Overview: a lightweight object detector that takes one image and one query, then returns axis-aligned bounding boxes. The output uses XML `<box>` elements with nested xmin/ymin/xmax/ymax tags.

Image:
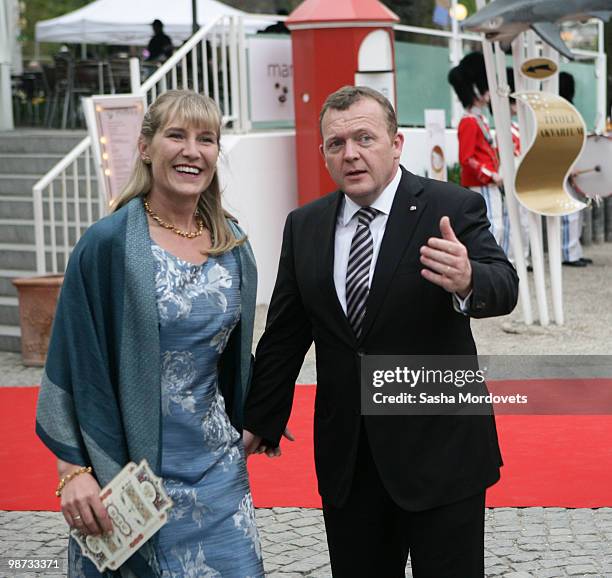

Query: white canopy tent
<box><xmin>35</xmin><ymin>0</ymin><xmax>273</xmax><ymax>46</ymax></box>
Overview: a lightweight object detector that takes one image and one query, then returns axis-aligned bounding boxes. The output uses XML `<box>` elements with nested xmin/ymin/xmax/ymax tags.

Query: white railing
<box><xmin>131</xmin><ymin>14</ymin><xmax>250</xmax><ymax>132</ymax></box>
<box><xmin>32</xmin><ymin>135</ymin><xmax>101</xmax><ymax>274</ymax></box>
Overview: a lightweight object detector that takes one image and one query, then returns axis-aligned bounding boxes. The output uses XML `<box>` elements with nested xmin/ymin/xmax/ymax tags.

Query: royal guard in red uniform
<box><xmin>511</xmin><ymin>120</ymin><xmax>521</xmax><ymax>157</ymax></box>
<box><xmin>448</xmin><ymin>52</ymin><xmax>510</xmax><ymax>254</ymax></box>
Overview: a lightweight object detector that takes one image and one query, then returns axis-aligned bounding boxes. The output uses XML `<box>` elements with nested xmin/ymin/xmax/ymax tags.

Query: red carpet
<box><xmin>2</xmin><ymin>385</ymin><xmax>612</xmax><ymax>511</ymax></box>
<box><xmin>0</xmin><ymin>387</ymin><xmax>58</xmax><ymax>510</ymax></box>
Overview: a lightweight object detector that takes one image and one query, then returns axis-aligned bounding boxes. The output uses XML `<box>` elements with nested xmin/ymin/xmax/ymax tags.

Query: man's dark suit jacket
<box><xmin>244</xmin><ymin>167</ymin><xmax>519</xmax><ymax>511</ymax></box>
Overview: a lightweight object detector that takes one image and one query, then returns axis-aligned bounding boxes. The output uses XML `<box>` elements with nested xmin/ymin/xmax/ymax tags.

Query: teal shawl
<box><xmin>35</xmin><ymin>197</ymin><xmax>257</xmax><ymax>576</ymax></box>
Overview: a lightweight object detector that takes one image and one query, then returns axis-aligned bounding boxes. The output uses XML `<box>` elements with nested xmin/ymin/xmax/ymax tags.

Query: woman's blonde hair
<box><xmin>113</xmin><ymin>90</ymin><xmax>244</xmax><ymax>255</ymax></box>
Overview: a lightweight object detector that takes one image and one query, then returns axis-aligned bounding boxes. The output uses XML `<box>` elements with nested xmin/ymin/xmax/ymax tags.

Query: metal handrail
<box><xmin>132</xmin><ymin>14</ymin><xmax>249</xmax><ymax>131</ymax></box>
<box><xmin>32</xmin><ymin>136</ymin><xmax>92</xmax><ymax>192</ymax></box>
<box><xmin>394</xmin><ymin>23</ymin><xmax>480</xmax><ymax>41</ymax></box>
<box><xmin>135</xmin><ymin>10</ymin><xmax>284</xmax><ymax>97</ymax></box>
<box><xmin>138</xmin><ymin>16</ymin><xmax>225</xmax><ymax>95</ymax></box>
<box><xmin>32</xmin><ymin>135</ymin><xmax>93</xmax><ymax>274</ymax></box>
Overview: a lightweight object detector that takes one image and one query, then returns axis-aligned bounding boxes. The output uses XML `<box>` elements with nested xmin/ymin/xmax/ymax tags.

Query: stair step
<box><xmin>0</xmin><ymin>196</ymin><xmax>35</xmax><ymax>219</ymax></box>
<box><xmin>0</xmin><ymin>244</ymin><xmax>37</xmax><ymax>270</ymax></box>
<box><xmin>0</xmin><ymin>302</ymin><xmax>20</xmax><ymax>325</ymax></box>
<box><xmin>0</xmin><ymin>173</ymin><xmax>101</xmax><ymax>196</ymax></box>
<box><xmin>0</xmin><ymin>242</ymin><xmax>36</xmax><ymax>251</ymax></box>
<box><xmin>0</xmin><ymin>323</ymin><xmax>21</xmax><ymax>352</ymax></box>
<box><xmin>0</xmin><ymin>324</ymin><xmax>20</xmax><ymax>337</ymax></box>
<box><xmin>0</xmin><ymin>153</ymin><xmax>95</xmax><ymax>175</ymax></box>
<box><xmin>0</xmin><ymin>296</ymin><xmax>18</xmax><ymax>306</ymax></box>
<box><xmin>0</xmin><ymin>270</ymin><xmax>37</xmax><ymax>298</ymax></box>
<box><xmin>0</xmin><ymin>245</ymin><xmax>70</xmax><ymax>272</ymax></box>
<box><xmin>0</xmin><ymin>269</ymin><xmax>35</xmax><ymax>277</ymax></box>
<box><xmin>0</xmin><ymin>219</ymin><xmax>93</xmax><ymax>245</ymax></box>
<box><xmin>0</xmin><ymin>222</ymin><xmax>35</xmax><ymax>244</ymax></box>
<box><xmin>0</xmin><ymin>130</ymin><xmax>87</xmax><ymax>154</ymax></box>
<box><xmin>0</xmin><ymin>196</ymin><xmax>106</xmax><ymax>221</ymax></box>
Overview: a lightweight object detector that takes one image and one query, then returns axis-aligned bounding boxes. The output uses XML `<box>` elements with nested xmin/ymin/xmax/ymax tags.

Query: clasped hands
<box><xmin>419</xmin><ymin>216</ymin><xmax>472</xmax><ymax>299</ymax></box>
<box><xmin>243</xmin><ymin>427</ymin><xmax>294</xmax><ymax>458</ymax></box>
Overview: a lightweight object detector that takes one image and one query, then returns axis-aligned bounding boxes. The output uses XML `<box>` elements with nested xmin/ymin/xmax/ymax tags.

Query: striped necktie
<box><xmin>346</xmin><ymin>207</ymin><xmax>379</xmax><ymax>338</ymax></box>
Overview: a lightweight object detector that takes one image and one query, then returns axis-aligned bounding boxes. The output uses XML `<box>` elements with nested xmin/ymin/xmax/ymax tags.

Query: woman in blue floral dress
<box><xmin>152</xmin><ymin>244</ymin><xmax>261</xmax><ymax>577</ymax></box>
<box><xmin>37</xmin><ymin>90</ymin><xmax>264</xmax><ymax>577</ymax></box>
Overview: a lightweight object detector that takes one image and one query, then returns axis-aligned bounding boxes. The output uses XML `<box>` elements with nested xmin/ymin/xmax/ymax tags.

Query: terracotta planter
<box><xmin>12</xmin><ymin>275</ymin><xmax>64</xmax><ymax>367</ymax></box>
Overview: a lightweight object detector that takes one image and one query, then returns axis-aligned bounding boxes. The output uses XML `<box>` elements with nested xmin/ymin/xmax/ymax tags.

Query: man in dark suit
<box><xmin>243</xmin><ymin>86</ymin><xmax>519</xmax><ymax>577</ymax></box>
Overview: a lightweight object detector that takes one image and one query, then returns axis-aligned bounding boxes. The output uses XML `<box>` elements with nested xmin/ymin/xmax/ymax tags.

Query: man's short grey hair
<box><xmin>319</xmin><ymin>86</ymin><xmax>398</xmax><ymax>138</ymax></box>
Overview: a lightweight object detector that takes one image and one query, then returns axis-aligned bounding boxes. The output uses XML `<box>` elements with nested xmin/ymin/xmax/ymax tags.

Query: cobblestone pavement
<box><xmin>0</xmin><ymin>352</ymin><xmax>43</xmax><ymax>386</ymax></box>
<box><xmin>1</xmin><ymin>508</ymin><xmax>612</xmax><ymax>577</ymax></box>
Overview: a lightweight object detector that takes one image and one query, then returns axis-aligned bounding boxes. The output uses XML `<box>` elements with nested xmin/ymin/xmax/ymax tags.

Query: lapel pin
<box><xmin>410</xmin><ymin>205</ymin><xmax>417</xmax><ymax>211</ymax></box>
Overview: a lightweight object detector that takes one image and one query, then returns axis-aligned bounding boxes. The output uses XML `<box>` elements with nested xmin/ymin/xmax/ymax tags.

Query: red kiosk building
<box><xmin>286</xmin><ymin>0</ymin><xmax>399</xmax><ymax>205</ymax></box>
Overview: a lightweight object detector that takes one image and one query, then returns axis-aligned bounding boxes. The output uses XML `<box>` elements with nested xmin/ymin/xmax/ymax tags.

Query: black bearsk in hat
<box><xmin>448</xmin><ymin>52</ymin><xmax>489</xmax><ymax>108</ymax></box>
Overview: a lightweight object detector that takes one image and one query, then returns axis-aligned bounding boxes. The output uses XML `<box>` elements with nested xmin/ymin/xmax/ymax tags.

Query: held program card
<box><xmin>71</xmin><ymin>459</ymin><xmax>173</xmax><ymax>572</ymax></box>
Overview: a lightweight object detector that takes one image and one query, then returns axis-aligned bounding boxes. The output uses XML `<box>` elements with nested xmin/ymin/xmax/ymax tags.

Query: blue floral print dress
<box><xmin>151</xmin><ymin>243</ymin><xmax>264</xmax><ymax>578</ymax></box>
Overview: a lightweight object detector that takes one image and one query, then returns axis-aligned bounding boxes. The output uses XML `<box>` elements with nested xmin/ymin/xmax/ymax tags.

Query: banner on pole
<box><xmin>514</xmin><ymin>91</ymin><xmax>587</xmax><ymax>216</ymax></box>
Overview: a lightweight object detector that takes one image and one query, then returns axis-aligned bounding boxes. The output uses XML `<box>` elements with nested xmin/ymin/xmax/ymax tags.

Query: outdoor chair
<box><xmin>109</xmin><ymin>58</ymin><xmax>132</xmax><ymax>93</ymax></box>
<box><xmin>11</xmin><ymin>71</ymin><xmax>46</xmax><ymax>127</ymax></box>
<box><xmin>47</xmin><ymin>54</ymin><xmax>95</xmax><ymax>129</ymax></box>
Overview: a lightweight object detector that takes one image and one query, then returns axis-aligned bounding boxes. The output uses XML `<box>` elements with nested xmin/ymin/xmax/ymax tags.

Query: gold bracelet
<box><xmin>55</xmin><ymin>466</ymin><xmax>93</xmax><ymax>497</ymax></box>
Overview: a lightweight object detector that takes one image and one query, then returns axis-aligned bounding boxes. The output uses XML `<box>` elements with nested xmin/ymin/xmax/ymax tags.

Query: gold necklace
<box><xmin>143</xmin><ymin>198</ymin><xmax>205</xmax><ymax>239</ymax></box>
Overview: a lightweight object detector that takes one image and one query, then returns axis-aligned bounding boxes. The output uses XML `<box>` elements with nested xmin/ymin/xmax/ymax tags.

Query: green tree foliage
<box><xmin>22</xmin><ymin>0</ymin><xmax>90</xmax><ymax>59</ymax></box>
<box><xmin>221</xmin><ymin>0</ymin><xmax>299</xmax><ymax>13</ymax></box>
<box><xmin>382</xmin><ymin>0</ymin><xmax>477</xmax><ymax>27</ymax></box>
<box><xmin>221</xmin><ymin>0</ymin><xmax>477</xmax><ymax>27</ymax></box>
<box><xmin>384</xmin><ymin>0</ymin><xmax>436</xmax><ymax>27</ymax></box>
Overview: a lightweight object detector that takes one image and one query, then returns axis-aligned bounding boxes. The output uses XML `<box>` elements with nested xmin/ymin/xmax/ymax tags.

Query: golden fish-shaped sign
<box><xmin>513</xmin><ymin>92</ymin><xmax>587</xmax><ymax>216</ymax></box>
<box><xmin>520</xmin><ymin>58</ymin><xmax>558</xmax><ymax>80</ymax></box>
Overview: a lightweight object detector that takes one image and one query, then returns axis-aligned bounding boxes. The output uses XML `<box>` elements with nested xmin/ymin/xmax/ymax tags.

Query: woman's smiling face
<box><xmin>140</xmin><ymin>120</ymin><xmax>220</xmax><ymax>201</ymax></box>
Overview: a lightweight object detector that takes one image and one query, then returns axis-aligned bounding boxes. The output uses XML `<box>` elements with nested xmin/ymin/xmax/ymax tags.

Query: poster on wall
<box><xmin>424</xmin><ymin>109</ymin><xmax>447</xmax><ymax>182</ymax></box>
<box><xmin>84</xmin><ymin>95</ymin><xmax>145</xmax><ymax>206</ymax></box>
<box><xmin>247</xmin><ymin>36</ymin><xmax>294</xmax><ymax>123</ymax></box>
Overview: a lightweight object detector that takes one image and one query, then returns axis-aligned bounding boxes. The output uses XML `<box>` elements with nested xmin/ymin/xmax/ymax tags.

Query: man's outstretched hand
<box><xmin>420</xmin><ymin>216</ymin><xmax>472</xmax><ymax>298</ymax></box>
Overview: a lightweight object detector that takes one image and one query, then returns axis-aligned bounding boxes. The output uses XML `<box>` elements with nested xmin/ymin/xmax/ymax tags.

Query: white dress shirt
<box><xmin>333</xmin><ymin>168</ymin><xmax>471</xmax><ymax>316</ymax></box>
<box><xmin>333</xmin><ymin>168</ymin><xmax>402</xmax><ymax>314</ymax></box>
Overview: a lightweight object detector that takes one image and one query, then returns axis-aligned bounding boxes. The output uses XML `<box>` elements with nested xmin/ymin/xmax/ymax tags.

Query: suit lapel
<box><xmin>315</xmin><ymin>191</ymin><xmax>357</xmax><ymax>346</ymax></box>
<box><xmin>359</xmin><ymin>169</ymin><xmax>427</xmax><ymax>343</ymax></box>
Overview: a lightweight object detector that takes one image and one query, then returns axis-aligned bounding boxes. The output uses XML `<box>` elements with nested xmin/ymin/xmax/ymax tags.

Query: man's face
<box><xmin>320</xmin><ymin>98</ymin><xmax>404</xmax><ymax>207</ymax></box>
